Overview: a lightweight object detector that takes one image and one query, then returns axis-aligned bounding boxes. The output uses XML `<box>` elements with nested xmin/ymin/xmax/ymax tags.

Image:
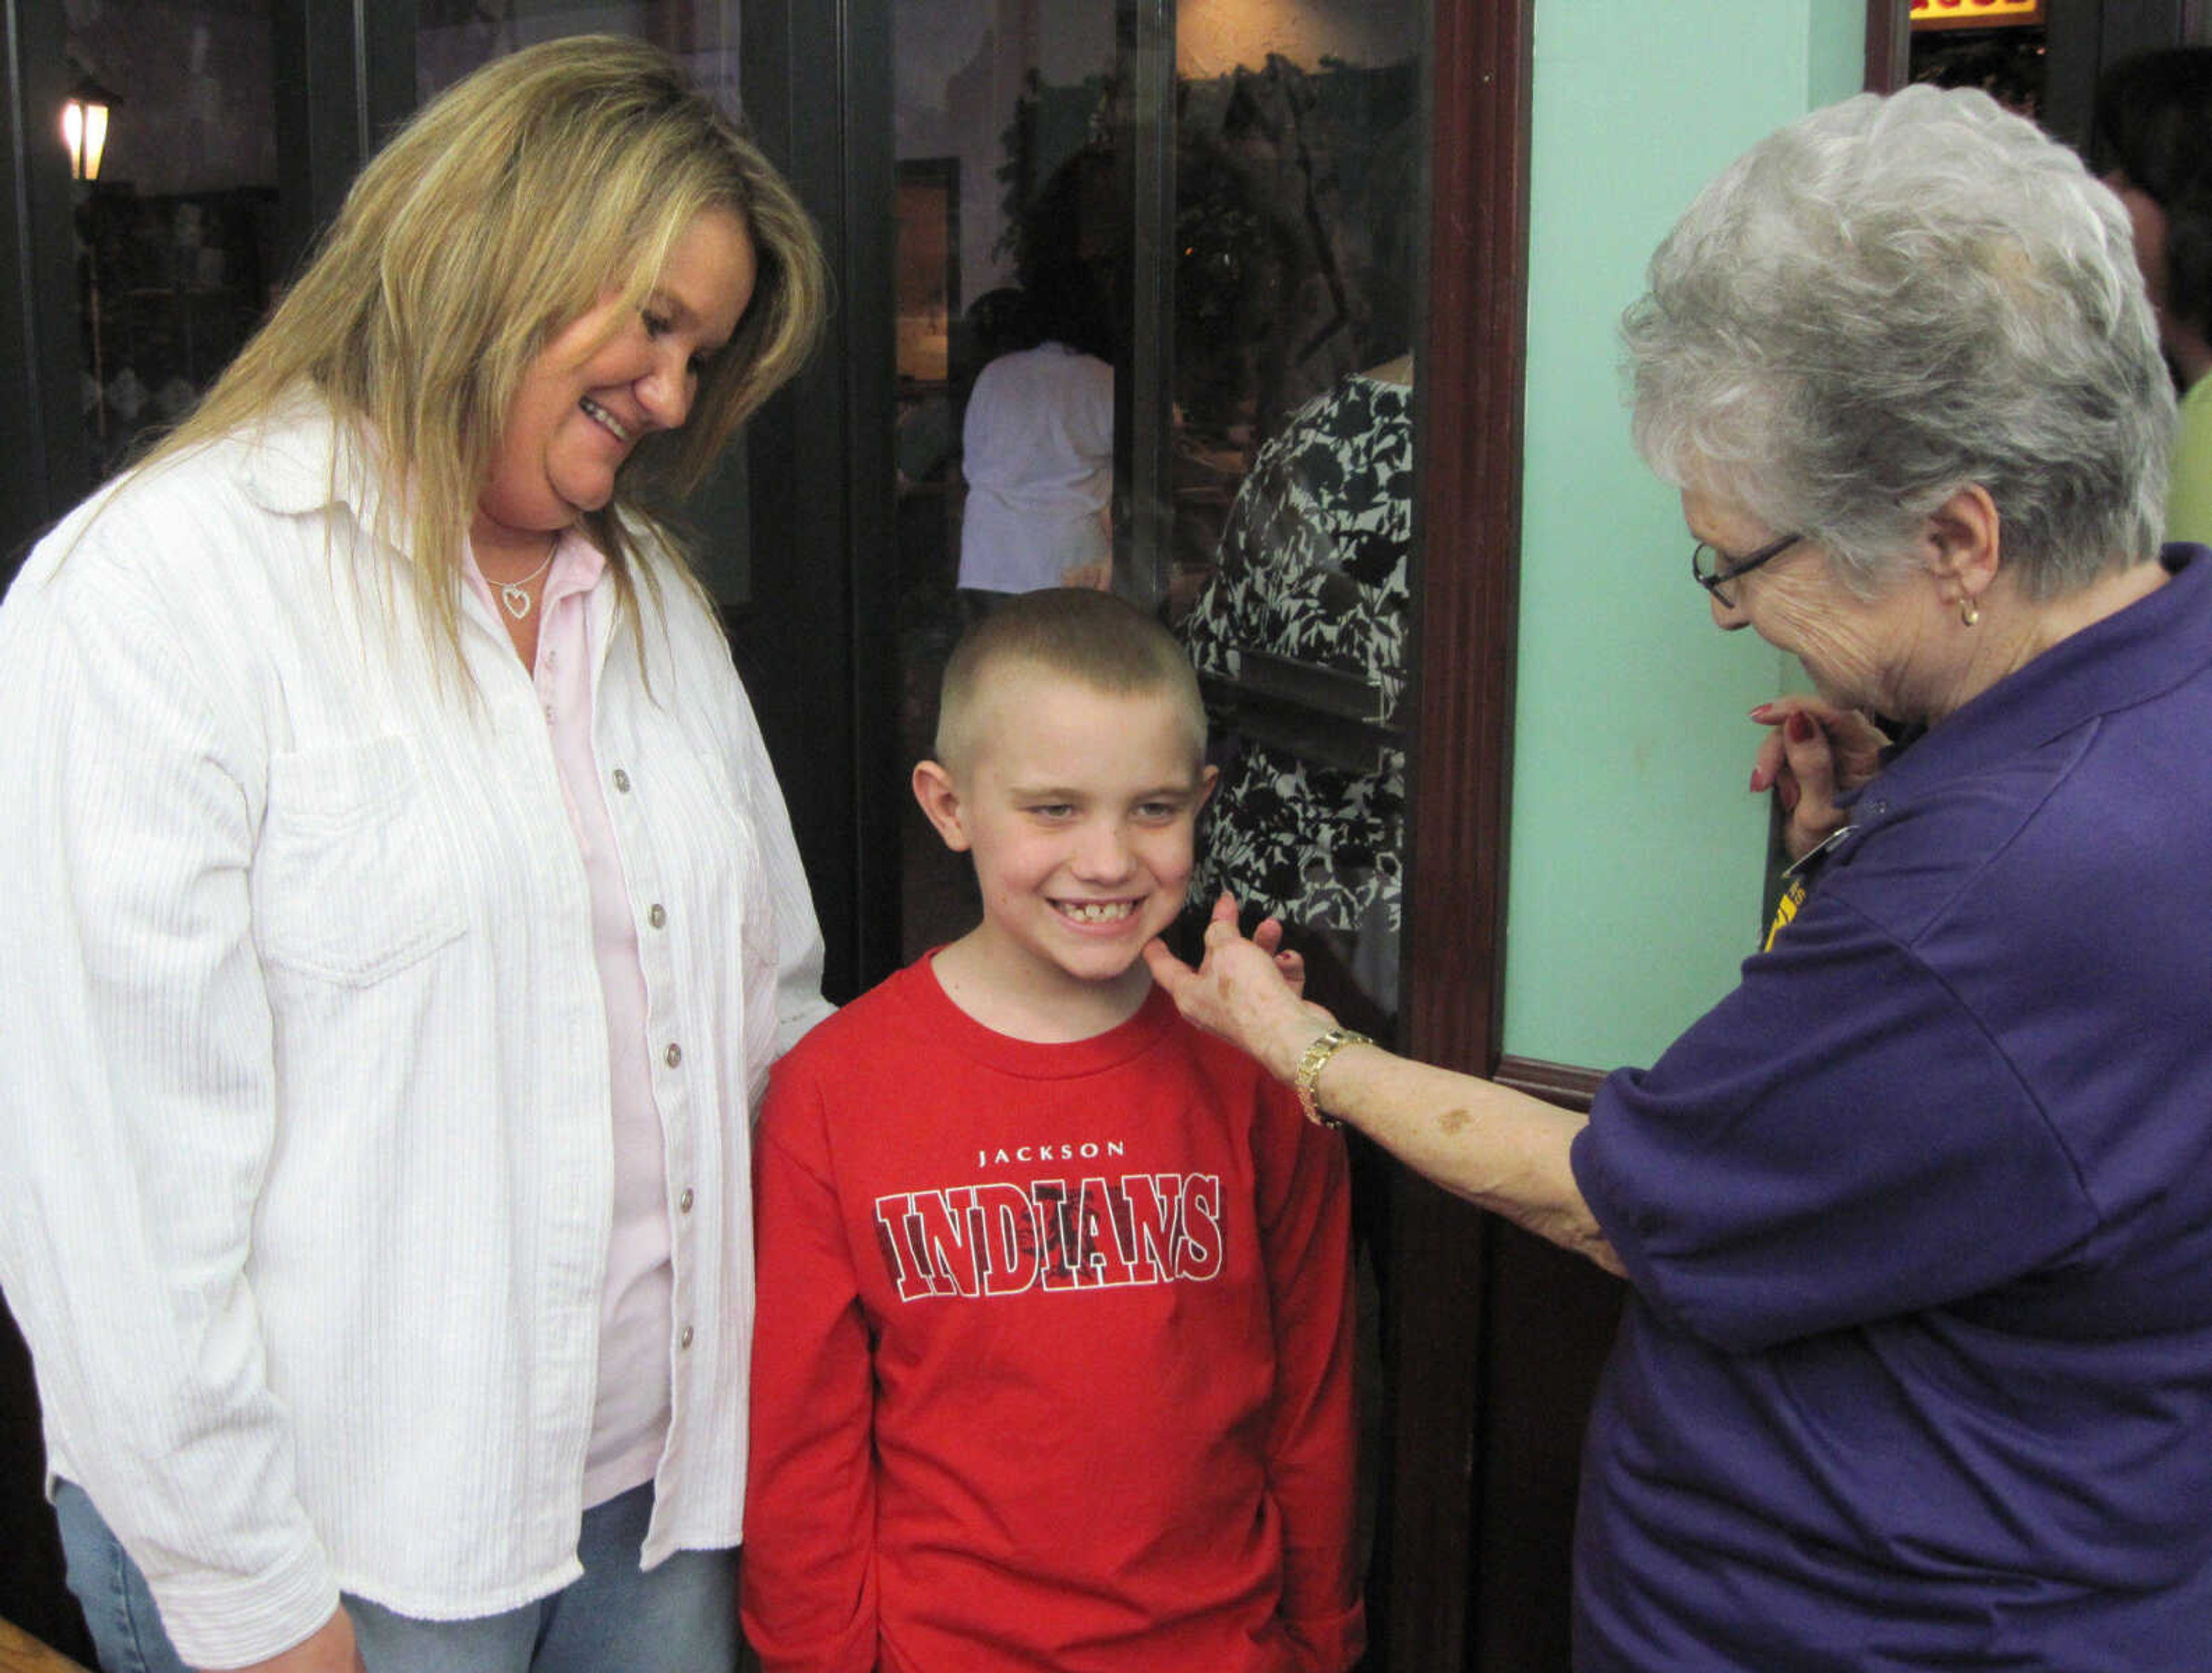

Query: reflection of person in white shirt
<box><xmin>957</xmin><ymin>262</ymin><xmax>1118</xmax><ymax>601</ymax></box>
<box><xmin>957</xmin><ymin>343</ymin><xmax>1113</xmax><ymax>594</ymax></box>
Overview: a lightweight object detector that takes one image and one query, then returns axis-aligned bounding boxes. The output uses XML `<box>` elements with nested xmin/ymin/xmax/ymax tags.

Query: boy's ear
<box><xmin>911</xmin><ymin>759</ymin><xmax>974</xmax><ymax>853</ymax></box>
<box><xmin>1196</xmin><ymin>762</ymin><xmax>1219</xmax><ymax>813</ymax></box>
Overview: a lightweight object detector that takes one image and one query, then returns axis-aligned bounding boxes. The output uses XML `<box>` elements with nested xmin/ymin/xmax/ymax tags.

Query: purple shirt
<box><xmin>1571</xmin><ymin>547</ymin><xmax>2212</xmax><ymax>1668</ymax></box>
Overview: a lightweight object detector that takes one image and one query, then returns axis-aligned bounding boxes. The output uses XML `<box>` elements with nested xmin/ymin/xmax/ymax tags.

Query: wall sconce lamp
<box><xmin>62</xmin><ymin>75</ymin><xmax>116</xmax><ymax>183</ymax></box>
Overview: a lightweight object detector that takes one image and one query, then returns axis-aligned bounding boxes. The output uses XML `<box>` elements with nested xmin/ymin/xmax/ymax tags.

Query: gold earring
<box><xmin>1960</xmin><ymin>597</ymin><xmax>1980</xmax><ymax>628</ymax></box>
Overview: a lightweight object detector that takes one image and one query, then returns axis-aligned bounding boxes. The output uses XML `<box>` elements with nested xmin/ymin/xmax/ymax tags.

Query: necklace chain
<box><xmin>495</xmin><ymin>536</ymin><xmax>559</xmax><ymax>621</ymax></box>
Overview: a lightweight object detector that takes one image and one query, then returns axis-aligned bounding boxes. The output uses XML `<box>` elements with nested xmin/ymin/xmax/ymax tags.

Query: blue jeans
<box><xmin>55</xmin><ymin>1479</ymin><xmax>738</xmax><ymax>1673</ymax></box>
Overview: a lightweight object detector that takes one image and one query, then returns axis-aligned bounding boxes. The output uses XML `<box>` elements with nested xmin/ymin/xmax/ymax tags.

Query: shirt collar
<box><xmin>241</xmin><ymin>392</ymin><xmax>622</xmax><ymax>605</ymax></box>
<box><xmin>543</xmin><ymin>530</ymin><xmax>608</xmax><ymax>605</ymax></box>
<box><xmin>1853</xmin><ymin>544</ymin><xmax>2212</xmax><ymax>816</ymax></box>
<box><xmin>236</xmin><ymin>391</ymin><xmax>404</xmax><ymax>537</ymax></box>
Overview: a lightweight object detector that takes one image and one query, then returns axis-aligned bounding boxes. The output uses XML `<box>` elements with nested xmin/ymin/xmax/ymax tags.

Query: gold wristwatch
<box><xmin>1293</xmin><ymin>1027</ymin><xmax>1373</xmax><ymax>1129</ymax></box>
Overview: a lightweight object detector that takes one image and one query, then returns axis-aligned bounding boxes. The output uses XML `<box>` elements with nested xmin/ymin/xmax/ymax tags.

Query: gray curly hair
<box><xmin>1624</xmin><ymin>84</ymin><xmax>2173</xmax><ymax>601</ymax></box>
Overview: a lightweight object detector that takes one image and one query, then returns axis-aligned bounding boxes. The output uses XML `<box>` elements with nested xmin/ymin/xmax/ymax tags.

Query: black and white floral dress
<box><xmin>1181</xmin><ymin>373</ymin><xmax>1411</xmax><ymax>948</ymax></box>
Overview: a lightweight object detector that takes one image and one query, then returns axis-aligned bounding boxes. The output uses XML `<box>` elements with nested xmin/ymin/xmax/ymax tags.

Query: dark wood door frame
<box><xmin>1866</xmin><ymin>0</ymin><xmax>1910</xmax><ymax>93</ymax></box>
<box><xmin>1382</xmin><ymin>0</ymin><xmax>1535</xmax><ymax>1667</ymax></box>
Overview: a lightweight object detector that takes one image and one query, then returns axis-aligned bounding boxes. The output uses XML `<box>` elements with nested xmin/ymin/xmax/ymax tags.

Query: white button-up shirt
<box><xmin>0</xmin><ymin>401</ymin><xmax>832</xmax><ymax>1668</ymax></box>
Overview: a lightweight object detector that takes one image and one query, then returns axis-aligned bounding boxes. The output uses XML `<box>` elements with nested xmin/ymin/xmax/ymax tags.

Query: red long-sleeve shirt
<box><xmin>742</xmin><ymin>957</ymin><xmax>1363</xmax><ymax>1672</ymax></box>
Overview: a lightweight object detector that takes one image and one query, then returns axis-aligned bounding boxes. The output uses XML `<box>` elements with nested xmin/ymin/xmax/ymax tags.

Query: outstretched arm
<box><xmin>1143</xmin><ymin>897</ymin><xmax>1620</xmax><ymax>1276</ymax></box>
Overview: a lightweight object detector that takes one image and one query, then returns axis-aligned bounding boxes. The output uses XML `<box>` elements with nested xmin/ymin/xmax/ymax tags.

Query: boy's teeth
<box><xmin>1060</xmin><ymin>901</ymin><xmax>1133</xmax><ymax>923</ymax></box>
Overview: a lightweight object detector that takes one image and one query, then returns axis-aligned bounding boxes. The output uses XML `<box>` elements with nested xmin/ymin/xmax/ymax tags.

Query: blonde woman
<box><xmin>0</xmin><ymin>37</ymin><xmax>830</xmax><ymax>1673</ymax></box>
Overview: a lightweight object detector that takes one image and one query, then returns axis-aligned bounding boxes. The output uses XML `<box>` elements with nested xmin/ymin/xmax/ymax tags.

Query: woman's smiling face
<box><xmin>476</xmin><ymin>207</ymin><xmax>756</xmax><ymax>544</ymax></box>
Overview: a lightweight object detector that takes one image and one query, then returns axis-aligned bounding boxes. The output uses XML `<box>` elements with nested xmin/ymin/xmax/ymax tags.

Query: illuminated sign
<box><xmin>1910</xmin><ymin>0</ymin><xmax>2044</xmax><ymax>27</ymax></box>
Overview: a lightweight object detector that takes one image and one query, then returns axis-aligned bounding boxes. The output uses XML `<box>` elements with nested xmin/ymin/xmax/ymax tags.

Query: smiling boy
<box><xmin>741</xmin><ymin>589</ymin><xmax>1364</xmax><ymax>1673</ymax></box>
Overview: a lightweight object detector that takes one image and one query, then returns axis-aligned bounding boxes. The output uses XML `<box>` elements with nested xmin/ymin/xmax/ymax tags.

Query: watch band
<box><xmin>1293</xmin><ymin>1027</ymin><xmax>1373</xmax><ymax>1129</ymax></box>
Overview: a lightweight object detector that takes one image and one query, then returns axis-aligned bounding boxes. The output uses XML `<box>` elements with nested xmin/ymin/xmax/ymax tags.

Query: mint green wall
<box><xmin>1499</xmin><ymin>0</ymin><xmax>1862</xmax><ymax>1069</ymax></box>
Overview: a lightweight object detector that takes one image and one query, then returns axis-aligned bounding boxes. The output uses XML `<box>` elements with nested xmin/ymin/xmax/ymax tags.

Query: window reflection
<box><xmin>1166</xmin><ymin>56</ymin><xmax>1419</xmax><ymax>613</ymax></box>
<box><xmin>893</xmin><ymin>2</ymin><xmax>1421</xmax><ymax>985</ymax></box>
<box><xmin>65</xmin><ymin>5</ymin><xmax>280</xmax><ymax>481</ymax></box>
<box><xmin>417</xmin><ymin>1</ymin><xmax>741</xmax><ymax>105</ymax></box>
<box><xmin>1166</xmin><ymin>48</ymin><xmax>1419</xmax><ymax>1035</ymax></box>
<box><xmin>1180</xmin><ymin>358</ymin><xmax>1411</xmax><ymax>1023</ymax></box>
<box><xmin>893</xmin><ymin>7</ymin><xmax>1120</xmax><ymax>951</ymax></box>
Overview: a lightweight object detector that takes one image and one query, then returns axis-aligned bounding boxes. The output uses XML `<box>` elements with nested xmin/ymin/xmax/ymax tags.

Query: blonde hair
<box><xmin>933</xmin><ymin>589</ymin><xmax>1207</xmax><ymax>774</ymax></box>
<box><xmin>142</xmin><ymin>34</ymin><xmax>828</xmax><ymax>661</ymax></box>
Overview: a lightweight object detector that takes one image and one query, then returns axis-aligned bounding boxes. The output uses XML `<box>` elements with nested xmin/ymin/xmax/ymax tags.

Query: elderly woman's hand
<box><xmin>1145</xmin><ymin>893</ymin><xmax>1331</xmax><ymax>1083</ymax></box>
<box><xmin>1749</xmin><ymin>700</ymin><xmax>1887</xmax><ymax>860</ymax></box>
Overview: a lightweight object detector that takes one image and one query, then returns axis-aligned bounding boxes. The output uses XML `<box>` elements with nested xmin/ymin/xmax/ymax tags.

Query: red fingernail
<box><xmin>1786</xmin><ymin>712</ymin><xmax>1815</xmax><ymax>742</ymax></box>
<box><xmin>1749</xmin><ymin>703</ymin><xmax>1778</xmax><ymax>722</ymax></box>
<box><xmin>1749</xmin><ymin>767</ymin><xmax>1769</xmax><ymax>791</ymax></box>
<box><xmin>1780</xmin><ymin>780</ymin><xmax>1801</xmax><ymax>813</ymax></box>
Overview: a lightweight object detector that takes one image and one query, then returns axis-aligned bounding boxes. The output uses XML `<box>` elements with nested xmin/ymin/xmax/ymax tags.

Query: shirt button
<box><xmin>664</xmin><ymin>1042</ymin><xmax>683</xmax><ymax>1068</ymax></box>
<box><xmin>542</xmin><ymin>704</ymin><xmax>554</xmax><ymax>723</ymax></box>
<box><xmin>612</xmin><ymin>768</ymin><xmax>631</xmax><ymax>793</ymax></box>
<box><xmin>648</xmin><ymin>903</ymin><xmax>666</xmax><ymax>930</ymax></box>
<box><xmin>679</xmin><ymin>1187</ymin><xmax>694</xmax><ymax>1215</ymax></box>
<box><xmin>679</xmin><ymin>1324</ymin><xmax>694</xmax><ymax>1350</ymax></box>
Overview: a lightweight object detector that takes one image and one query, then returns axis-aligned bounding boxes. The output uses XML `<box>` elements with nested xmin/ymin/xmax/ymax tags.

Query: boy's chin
<box><xmin>1046</xmin><ymin>942</ymin><xmax>1154</xmax><ymax>987</ymax></box>
<box><xmin>1033</xmin><ymin>923</ymin><xmax>1171</xmax><ymax>989</ymax></box>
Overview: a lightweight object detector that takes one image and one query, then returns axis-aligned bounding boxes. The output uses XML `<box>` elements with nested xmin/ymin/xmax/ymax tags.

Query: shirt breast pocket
<box><xmin>253</xmin><ymin>734</ymin><xmax>467</xmax><ymax>985</ymax></box>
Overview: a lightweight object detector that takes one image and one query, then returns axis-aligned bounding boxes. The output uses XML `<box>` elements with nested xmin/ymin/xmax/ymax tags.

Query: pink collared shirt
<box><xmin>469</xmin><ymin>534</ymin><xmax>672</xmax><ymax>1508</ymax></box>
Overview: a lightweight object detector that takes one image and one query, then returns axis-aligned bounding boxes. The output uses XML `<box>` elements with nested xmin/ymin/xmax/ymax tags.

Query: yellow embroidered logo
<box><xmin>1764</xmin><ymin>879</ymin><xmax>1805</xmax><ymax>953</ymax></box>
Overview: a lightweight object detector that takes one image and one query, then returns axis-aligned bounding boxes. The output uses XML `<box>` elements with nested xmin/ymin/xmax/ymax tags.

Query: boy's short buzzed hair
<box><xmin>934</xmin><ymin>588</ymin><xmax>1207</xmax><ymax>772</ymax></box>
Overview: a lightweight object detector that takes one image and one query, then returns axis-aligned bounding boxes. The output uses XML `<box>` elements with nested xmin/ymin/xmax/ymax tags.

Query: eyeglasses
<box><xmin>1691</xmin><ymin>532</ymin><xmax>1804</xmax><ymax>608</ymax></box>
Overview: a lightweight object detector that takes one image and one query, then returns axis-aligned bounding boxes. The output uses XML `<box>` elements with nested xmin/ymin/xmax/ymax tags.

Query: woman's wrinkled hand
<box><xmin>1144</xmin><ymin>893</ymin><xmax>1334</xmax><ymax>1082</ymax></box>
<box><xmin>1748</xmin><ymin>699</ymin><xmax>1886</xmax><ymax>860</ymax></box>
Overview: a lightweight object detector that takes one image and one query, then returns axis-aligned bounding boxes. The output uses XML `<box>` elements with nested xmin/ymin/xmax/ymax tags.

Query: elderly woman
<box><xmin>0</xmin><ymin>38</ymin><xmax>827</xmax><ymax>1673</ymax></box>
<box><xmin>1149</xmin><ymin>85</ymin><xmax>2212</xmax><ymax>1667</ymax></box>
